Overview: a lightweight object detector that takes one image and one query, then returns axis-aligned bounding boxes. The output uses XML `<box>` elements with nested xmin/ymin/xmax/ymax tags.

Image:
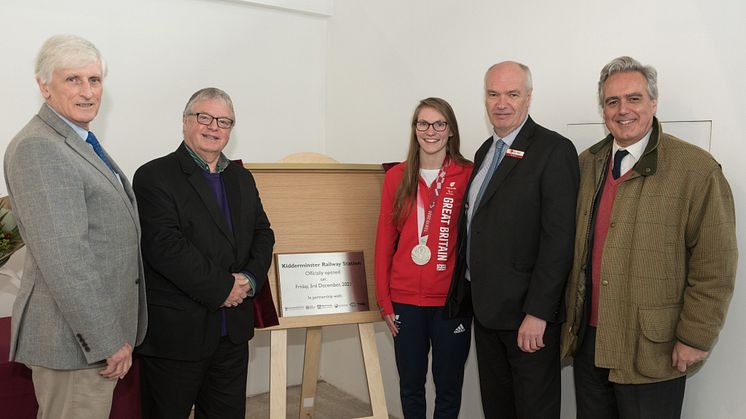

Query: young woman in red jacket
<box><xmin>375</xmin><ymin>97</ymin><xmax>473</xmax><ymax>418</ymax></box>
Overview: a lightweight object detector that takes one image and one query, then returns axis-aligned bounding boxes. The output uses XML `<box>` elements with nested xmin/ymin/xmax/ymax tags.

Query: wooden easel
<box><xmin>264</xmin><ymin>313</ymin><xmax>387</xmax><ymax>418</ymax></box>
<box><xmin>246</xmin><ymin>161</ymin><xmax>388</xmax><ymax>419</ymax></box>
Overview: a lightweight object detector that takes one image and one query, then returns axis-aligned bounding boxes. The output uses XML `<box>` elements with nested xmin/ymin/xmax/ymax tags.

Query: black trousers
<box><xmin>473</xmin><ymin>318</ymin><xmax>561</xmax><ymax>419</ymax></box>
<box><xmin>573</xmin><ymin>327</ymin><xmax>685</xmax><ymax>419</ymax></box>
<box><xmin>140</xmin><ymin>336</ymin><xmax>249</xmax><ymax>419</ymax></box>
<box><xmin>393</xmin><ymin>303</ymin><xmax>472</xmax><ymax>419</ymax></box>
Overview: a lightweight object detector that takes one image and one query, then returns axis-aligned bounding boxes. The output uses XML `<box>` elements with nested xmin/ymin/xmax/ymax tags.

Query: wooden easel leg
<box><xmin>270</xmin><ymin>329</ymin><xmax>288</xmax><ymax>419</ymax></box>
<box><xmin>298</xmin><ymin>326</ymin><xmax>322</xmax><ymax>418</ymax></box>
<box><xmin>356</xmin><ymin>323</ymin><xmax>388</xmax><ymax>419</ymax></box>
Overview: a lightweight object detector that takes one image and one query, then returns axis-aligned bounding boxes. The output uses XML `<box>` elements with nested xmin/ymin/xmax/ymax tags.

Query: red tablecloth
<box><xmin>0</xmin><ymin>316</ymin><xmax>141</xmax><ymax>419</ymax></box>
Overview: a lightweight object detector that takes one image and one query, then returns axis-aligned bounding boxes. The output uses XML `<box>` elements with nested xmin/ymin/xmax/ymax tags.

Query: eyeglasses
<box><xmin>188</xmin><ymin>113</ymin><xmax>235</xmax><ymax>129</ymax></box>
<box><xmin>415</xmin><ymin>120</ymin><xmax>448</xmax><ymax>132</ymax></box>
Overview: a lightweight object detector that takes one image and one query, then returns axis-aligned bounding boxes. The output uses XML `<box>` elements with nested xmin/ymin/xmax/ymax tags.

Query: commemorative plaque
<box><xmin>276</xmin><ymin>251</ymin><xmax>369</xmax><ymax>317</ymax></box>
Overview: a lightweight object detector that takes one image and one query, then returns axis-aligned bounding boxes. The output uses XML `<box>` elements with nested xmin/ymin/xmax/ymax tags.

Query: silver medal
<box><xmin>411</xmin><ymin>244</ymin><xmax>431</xmax><ymax>265</ymax></box>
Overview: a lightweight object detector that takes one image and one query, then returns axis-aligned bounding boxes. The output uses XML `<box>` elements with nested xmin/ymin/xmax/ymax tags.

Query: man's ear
<box><xmin>37</xmin><ymin>78</ymin><xmax>51</xmax><ymax>99</ymax></box>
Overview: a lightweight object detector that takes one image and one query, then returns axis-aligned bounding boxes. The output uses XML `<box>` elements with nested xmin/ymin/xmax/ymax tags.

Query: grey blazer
<box><xmin>4</xmin><ymin>104</ymin><xmax>147</xmax><ymax>369</ymax></box>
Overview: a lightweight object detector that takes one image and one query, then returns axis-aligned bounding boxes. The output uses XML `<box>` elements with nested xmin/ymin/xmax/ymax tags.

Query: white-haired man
<box><xmin>4</xmin><ymin>34</ymin><xmax>146</xmax><ymax>418</ymax></box>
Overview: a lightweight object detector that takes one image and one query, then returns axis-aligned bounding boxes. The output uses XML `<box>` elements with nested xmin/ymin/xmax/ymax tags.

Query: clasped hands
<box><xmin>222</xmin><ymin>273</ymin><xmax>252</xmax><ymax>308</ymax></box>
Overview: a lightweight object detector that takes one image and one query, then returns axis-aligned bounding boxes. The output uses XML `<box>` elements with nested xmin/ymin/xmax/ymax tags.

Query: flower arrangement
<box><xmin>0</xmin><ymin>196</ymin><xmax>24</xmax><ymax>268</ymax></box>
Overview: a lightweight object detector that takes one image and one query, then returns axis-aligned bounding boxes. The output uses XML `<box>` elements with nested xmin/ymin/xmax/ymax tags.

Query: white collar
<box><xmin>612</xmin><ymin>128</ymin><xmax>652</xmax><ymax>162</ymax></box>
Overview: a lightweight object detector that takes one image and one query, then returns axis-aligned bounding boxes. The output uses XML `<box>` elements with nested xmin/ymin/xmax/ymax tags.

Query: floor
<box><xmin>189</xmin><ymin>380</ymin><xmax>400</xmax><ymax>419</ymax></box>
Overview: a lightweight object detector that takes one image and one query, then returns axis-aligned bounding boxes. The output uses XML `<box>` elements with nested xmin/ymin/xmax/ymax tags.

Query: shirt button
<box><xmin>602</xmin><ymin>280</ymin><xmax>609</xmax><ymax>285</ymax></box>
<box><xmin>610</xmin><ymin>222</ymin><xmax>616</xmax><ymax>228</ymax></box>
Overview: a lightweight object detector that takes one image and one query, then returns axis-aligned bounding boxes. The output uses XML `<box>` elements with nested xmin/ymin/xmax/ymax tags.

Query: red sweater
<box><xmin>590</xmin><ymin>161</ymin><xmax>631</xmax><ymax>326</ymax></box>
<box><xmin>374</xmin><ymin>161</ymin><xmax>472</xmax><ymax>315</ymax></box>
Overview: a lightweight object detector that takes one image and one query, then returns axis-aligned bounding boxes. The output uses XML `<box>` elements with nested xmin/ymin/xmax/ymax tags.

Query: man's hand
<box><xmin>672</xmin><ymin>341</ymin><xmax>709</xmax><ymax>373</ymax></box>
<box><xmin>383</xmin><ymin>313</ymin><xmax>399</xmax><ymax>337</ymax></box>
<box><xmin>517</xmin><ymin>314</ymin><xmax>547</xmax><ymax>353</ymax></box>
<box><xmin>99</xmin><ymin>343</ymin><xmax>133</xmax><ymax>380</ymax></box>
<box><xmin>221</xmin><ymin>273</ymin><xmax>252</xmax><ymax>307</ymax></box>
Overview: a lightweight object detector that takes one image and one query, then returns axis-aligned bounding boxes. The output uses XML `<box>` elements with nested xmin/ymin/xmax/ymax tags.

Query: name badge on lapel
<box><xmin>506</xmin><ymin>149</ymin><xmax>525</xmax><ymax>159</ymax></box>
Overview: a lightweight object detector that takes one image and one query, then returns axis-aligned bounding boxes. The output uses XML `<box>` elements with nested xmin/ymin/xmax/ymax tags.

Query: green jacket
<box><xmin>560</xmin><ymin>118</ymin><xmax>737</xmax><ymax>384</ymax></box>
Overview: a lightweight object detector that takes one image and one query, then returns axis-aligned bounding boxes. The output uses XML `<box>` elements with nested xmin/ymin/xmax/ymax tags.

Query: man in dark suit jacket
<box><xmin>447</xmin><ymin>61</ymin><xmax>579</xmax><ymax>418</ymax></box>
<box><xmin>133</xmin><ymin>87</ymin><xmax>274</xmax><ymax>419</ymax></box>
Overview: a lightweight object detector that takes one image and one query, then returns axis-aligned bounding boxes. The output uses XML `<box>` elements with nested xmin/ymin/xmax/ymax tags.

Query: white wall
<box><xmin>1</xmin><ymin>1</ymin><xmax>745</xmax><ymax>417</ymax></box>
<box><xmin>0</xmin><ymin>0</ymin><xmax>328</xmax><ymax>190</ymax></box>
<box><xmin>322</xmin><ymin>1</ymin><xmax>746</xmax><ymax>418</ymax></box>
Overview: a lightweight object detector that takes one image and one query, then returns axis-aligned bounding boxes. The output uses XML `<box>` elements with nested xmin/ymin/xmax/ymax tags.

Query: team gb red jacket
<box><xmin>374</xmin><ymin>161</ymin><xmax>472</xmax><ymax>316</ymax></box>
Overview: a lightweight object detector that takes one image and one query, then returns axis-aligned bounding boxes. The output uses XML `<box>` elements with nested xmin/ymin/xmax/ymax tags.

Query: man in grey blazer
<box><xmin>4</xmin><ymin>34</ymin><xmax>146</xmax><ymax>418</ymax></box>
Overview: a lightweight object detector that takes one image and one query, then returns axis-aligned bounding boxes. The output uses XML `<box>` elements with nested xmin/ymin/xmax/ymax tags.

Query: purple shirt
<box><xmin>202</xmin><ymin>171</ymin><xmax>233</xmax><ymax>336</ymax></box>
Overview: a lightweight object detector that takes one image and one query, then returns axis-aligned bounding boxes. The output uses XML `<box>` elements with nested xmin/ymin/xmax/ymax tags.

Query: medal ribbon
<box><xmin>418</xmin><ymin>158</ymin><xmax>450</xmax><ymax>245</ymax></box>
